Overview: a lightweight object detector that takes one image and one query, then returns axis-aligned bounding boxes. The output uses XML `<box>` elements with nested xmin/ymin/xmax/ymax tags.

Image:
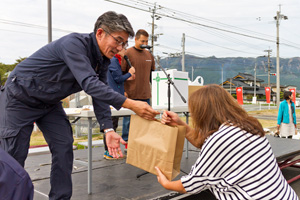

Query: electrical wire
<box><xmin>106</xmin><ymin>0</ymin><xmax>300</xmax><ymax>51</ymax></box>
<box><xmin>0</xmin><ymin>28</ymin><xmax>46</xmax><ymax>36</ymax></box>
<box><xmin>0</xmin><ymin>19</ymin><xmax>73</xmax><ymax>33</ymax></box>
<box><xmin>186</xmin><ymin>35</ymin><xmax>261</xmax><ymax>56</ymax></box>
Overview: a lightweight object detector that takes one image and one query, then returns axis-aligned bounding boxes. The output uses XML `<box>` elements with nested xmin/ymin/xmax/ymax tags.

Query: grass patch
<box><xmin>30</xmin><ymin>131</ymin><xmax>49</xmax><ymax>146</ymax></box>
<box><xmin>248</xmin><ymin>108</ymin><xmax>300</xmax><ymax>118</ymax></box>
<box><xmin>257</xmin><ymin>119</ymin><xmax>277</xmax><ymax>128</ymax></box>
<box><xmin>30</xmin><ymin>131</ymin><xmax>104</xmax><ymax>148</ymax></box>
<box><xmin>248</xmin><ymin>109</ymin><xmax>278</xmax><ymax>116</ymax></box>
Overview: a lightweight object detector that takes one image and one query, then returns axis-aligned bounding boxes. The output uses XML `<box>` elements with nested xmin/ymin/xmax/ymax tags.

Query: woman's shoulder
<box><xmin>280</xmin><ymin>100</ymin><xmax>287</xmax><ymax>105</ymax></box>
<box><xmin>205</xmin><ymin>124</ymin><xmax>265</xmax><ymax>148</ymax></box>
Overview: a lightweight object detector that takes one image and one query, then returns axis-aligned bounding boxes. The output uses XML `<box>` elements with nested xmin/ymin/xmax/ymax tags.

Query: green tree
<box><xmin>0</xmin><ymin>57</ymin><xmax>26</xmax><ymax>85</ymax></box>
<box><xmin>0</xmin><ymin>63</ymin><xmax>6</xmax><ymax>85</ymax></box>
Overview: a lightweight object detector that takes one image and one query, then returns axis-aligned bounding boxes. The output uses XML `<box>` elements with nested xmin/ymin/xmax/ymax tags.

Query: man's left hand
<box><xmin>105</xmin><ymin>131</ymin><xmax>127</xmax><ymax>158</ymax></box>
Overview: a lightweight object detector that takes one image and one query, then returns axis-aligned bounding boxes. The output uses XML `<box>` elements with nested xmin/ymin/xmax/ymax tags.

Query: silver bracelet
<box><xmin>104</xmin><ymin>128</ymin><xmax>114</xmax><ymax>134</ymax></box>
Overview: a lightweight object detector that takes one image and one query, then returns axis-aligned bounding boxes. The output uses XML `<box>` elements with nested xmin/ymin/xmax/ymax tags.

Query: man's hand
<box><xmin>122</xmin><ymin>99</ymin><xmax>159</xmax><ymax>120</ymax></box>
<box><xmin>105</xmin><ymin>131</ymin><xmax>127</xmax><ymax>158</ymax></box>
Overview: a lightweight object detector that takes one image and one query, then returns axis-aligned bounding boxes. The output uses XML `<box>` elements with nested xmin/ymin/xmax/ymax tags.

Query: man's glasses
<box><xmin>104</xmin><ymin>30</ymin><xmax>128</xmax><ymax>49</ymax></box>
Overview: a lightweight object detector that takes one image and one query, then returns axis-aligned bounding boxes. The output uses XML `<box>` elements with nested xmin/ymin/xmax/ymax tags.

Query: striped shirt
<box><xmin>181</xmin><ymin>124</ymin><xmax>299</xmax><ymax>200</ymax></box>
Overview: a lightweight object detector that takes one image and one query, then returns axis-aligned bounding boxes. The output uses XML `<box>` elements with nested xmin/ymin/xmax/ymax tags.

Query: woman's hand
<box><xmin>155</xmin><ymin>166</ymin><xmax>170</xmax><ymax>188</ymax></box>
<box><xmin>155</xmin><ymin>166</ymin><xmax>187</xmax><ymax>193</ymax></box>
<box><xmin>161</xmin><ymin>111</ymin><xmax>184</xmax><ymax>126</ymax></box>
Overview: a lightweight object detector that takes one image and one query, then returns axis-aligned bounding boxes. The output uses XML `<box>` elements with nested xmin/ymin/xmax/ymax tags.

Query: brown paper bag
<box><xmin>126</xmin><ymin>115</ymin><xmax>186</xmax><ymax>180</ymax></box>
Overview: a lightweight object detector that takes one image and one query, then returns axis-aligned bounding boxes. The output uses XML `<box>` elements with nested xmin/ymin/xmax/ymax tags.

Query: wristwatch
<box><xmin>104</xmin><ymin>128</ymin><xmax>114</xmax><ymax>134</ymax></box>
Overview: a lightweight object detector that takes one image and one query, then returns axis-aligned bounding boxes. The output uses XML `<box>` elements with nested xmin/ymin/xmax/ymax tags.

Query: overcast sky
<box><xmin>0</xmin><ymin>0</ymin><xmax>299</xmax><ymax>64</ymax></box>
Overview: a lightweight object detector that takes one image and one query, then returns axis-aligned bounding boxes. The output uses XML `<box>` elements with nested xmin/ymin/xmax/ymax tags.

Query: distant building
<box><xmin>220</xmin><ymin>73</ymin><xmax>266</xmax><ymax>98</ymax></box>
<box><xmin>221</xmin><ymin>72</ymin><xmax>298</xmax><ymax>100</ymax></box>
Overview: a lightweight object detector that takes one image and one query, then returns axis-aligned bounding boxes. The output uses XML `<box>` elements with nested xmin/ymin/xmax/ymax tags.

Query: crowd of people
<box><xmin>0</xmin><ymin>10</ymin><xmax>298</xmax><ymax>200</ymax></box>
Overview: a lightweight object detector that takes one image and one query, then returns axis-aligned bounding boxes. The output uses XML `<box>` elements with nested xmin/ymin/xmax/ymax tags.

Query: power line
<box><xmin>155</xmin><ymin>44</ymin><xmax>206</xmax><ymax>57</ymax></box>
<box><xmin>185</xmin><ymin>23</ymin><xmax>267</xmax><ymax>51</ymax></box>
<box><xmin>158</xmin><ymin>5</ymin><xmax>276</xmax><ymax>40</ymax></box>
<box><xmin>0</xmin><ymin>28</ymin><xmax>46</xmax><ymax>36</ymax></box>
<box><xmin>0</xmin><ymin>19</ymin><xmax>73</xmax><ymax>33</ymax></box>
<box><xmin>106</xmin><ymin>0</ymin><xmax>300</xmax><ymax>52</ymax></box>
<box><xmin>155</xmin><ymin>12</ymin><xmax>276</xmax><ymax>43</ymax></box>
<box><xmin>106</xmin><ymin>0</ymin><xmax>276</xmax><ymax>43</ymax></box>
<box><xmin>186</xmin><ymin>35</ymin><xmax>261</xmax><ymax>56</ymax></box>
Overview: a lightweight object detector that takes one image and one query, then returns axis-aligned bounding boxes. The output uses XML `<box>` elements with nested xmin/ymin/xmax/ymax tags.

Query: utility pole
<box><xmin>254</xmin><ymin>64</ymin><xmax>257</xmax><ymax>97</ymax></box>
<box><xmin>221</xmin><ymin>64</ymin><xmax>224</xmax><ymax>87</ymax></box>
<box><xmin>252</xmin><ymin>64</ymin><xmax>257</xmax><ymax>104</ymax></box>
<box><xmin>181</xmin><ymin>33</ymin><xmax>185</xmax><ymax>72</ymax></box>
<box><xmin>274</xmin><ymin>5</ymin><xmax>288</xmax><ymax>108</ymax></box>
<box><xmin>264</xmin><ymin>49</ymin><xmax>272</xmax><ymax>87</ymax></box>
<box><xmin>151</xmin><ymin>3</ymin><xmax>156</xmax><ymax>53</ymax></box>
<box><xmin>150</xmin><ymin>3</ymin><xmax>162</xmax><ymax>55</ymax></box>
<box><xmin>192</xmin><ymin>66</ymin><xmax>194</xmax><ymax>81</ymax></box>
<box><xmin>48</xmin><ymin>0</ymin><xmax>52</xmax><ymax>43</ymax></box>
<box><xmin>230</xmin><ymin>78</ymin><xmax>232</xmax><ymax>95</ymax></box>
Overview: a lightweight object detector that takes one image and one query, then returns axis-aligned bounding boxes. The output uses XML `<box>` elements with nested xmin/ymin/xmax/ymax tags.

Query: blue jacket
<box><xmin>107</xmin><ymin>56</ymin><xmax>131</xmax><ymax>95</ymax></box>
<box><xmin>277</xmin><ymin>100</ymin><xmax>297</xmax><ymax>125</ymax></box>
<box><xmin>0</xmin><ymin>148</ymin><xmax>34</xmax><ymax>200</ymax></box>
<box><xmin>6</xmin><ymin>33</ymin><xmax>126</xmax><ymax>130</ymax></box>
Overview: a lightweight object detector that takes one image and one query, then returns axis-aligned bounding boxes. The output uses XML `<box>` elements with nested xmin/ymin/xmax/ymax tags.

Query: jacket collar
<box><xmin>91</xmin><ymin>33</ymin><xmax>110</xmax><ymax>69</ymax></box>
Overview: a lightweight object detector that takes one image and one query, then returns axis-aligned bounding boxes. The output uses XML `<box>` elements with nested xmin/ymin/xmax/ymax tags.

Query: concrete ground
<box><xmin>26</xmin><ymin>141</ymin><xmax>300</xmax><ymax>200</ymax></box>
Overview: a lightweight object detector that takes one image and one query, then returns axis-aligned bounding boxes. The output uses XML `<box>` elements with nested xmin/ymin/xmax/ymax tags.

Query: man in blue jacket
<box><xmin>0</xmin><ymin>147</ymin><xmax>34</xmax><ymax>200</ymax></box>
<box><xmin>0</xmin><ymin>11</ymin><xmax>159</xmax><ymax>200</ymax></box>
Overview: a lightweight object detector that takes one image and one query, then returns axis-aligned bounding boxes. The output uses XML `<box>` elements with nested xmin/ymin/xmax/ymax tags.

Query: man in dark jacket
<box><xmin>0</xmin><ymin>11</ymin><xmax>158</xmax><ymax>200</ymax></box>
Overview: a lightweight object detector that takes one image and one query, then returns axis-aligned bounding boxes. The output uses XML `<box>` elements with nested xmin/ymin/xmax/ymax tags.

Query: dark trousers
<box><xmin>0</xmin><ymin>88</ymin><xmax>73</xmax><ymax>200</ymax></box>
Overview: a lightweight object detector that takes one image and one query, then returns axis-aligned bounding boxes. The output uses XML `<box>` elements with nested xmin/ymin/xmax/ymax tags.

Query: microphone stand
<box><xmin>155</xmin><ymin>59</ymin><xmax>187</xmax><ymax>109</ymax></box>
<box><xmin>136</xmin><ymin>55</ymin><xmax>188</xmax><ymax>179</ymax></box>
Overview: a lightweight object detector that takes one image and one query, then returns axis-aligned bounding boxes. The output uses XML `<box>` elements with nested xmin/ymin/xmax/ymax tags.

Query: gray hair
<box><xmin>94</xmin><ymin>11</ymin><xmax>135</xmax><ymax>38</ymax></box>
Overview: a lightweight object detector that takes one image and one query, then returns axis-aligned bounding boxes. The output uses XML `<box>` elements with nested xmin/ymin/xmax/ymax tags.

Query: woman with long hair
<box><xmin>155</xmin><ymin>84</ymin><xmax>298</xmax><ymax>200</ymax></box>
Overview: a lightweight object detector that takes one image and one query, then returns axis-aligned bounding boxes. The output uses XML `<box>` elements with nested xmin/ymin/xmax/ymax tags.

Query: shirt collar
<box><xmin>115</xmin><ymin>54</ymin><xmax>122</xmax><ymax>65</ymax></box>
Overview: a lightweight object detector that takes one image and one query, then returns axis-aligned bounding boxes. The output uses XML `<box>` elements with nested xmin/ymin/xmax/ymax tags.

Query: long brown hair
<box><xmin>189</xmin><ymin>84</ymin><xmax>265</xmax><ymax>148</ymax></box>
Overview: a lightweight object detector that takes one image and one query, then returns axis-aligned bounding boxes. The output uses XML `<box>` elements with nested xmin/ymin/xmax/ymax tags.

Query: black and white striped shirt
<box><xmin>181</xmin><ymin>124</ymin><xmax>299</xmax><ymax>200</ymax></box>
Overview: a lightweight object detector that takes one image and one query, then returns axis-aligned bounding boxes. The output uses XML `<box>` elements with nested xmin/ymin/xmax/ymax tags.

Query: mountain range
<box><xmin>158</xmin><ymin>55</ymin><xmax>300</xmax><ymax>89</ymax></box>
